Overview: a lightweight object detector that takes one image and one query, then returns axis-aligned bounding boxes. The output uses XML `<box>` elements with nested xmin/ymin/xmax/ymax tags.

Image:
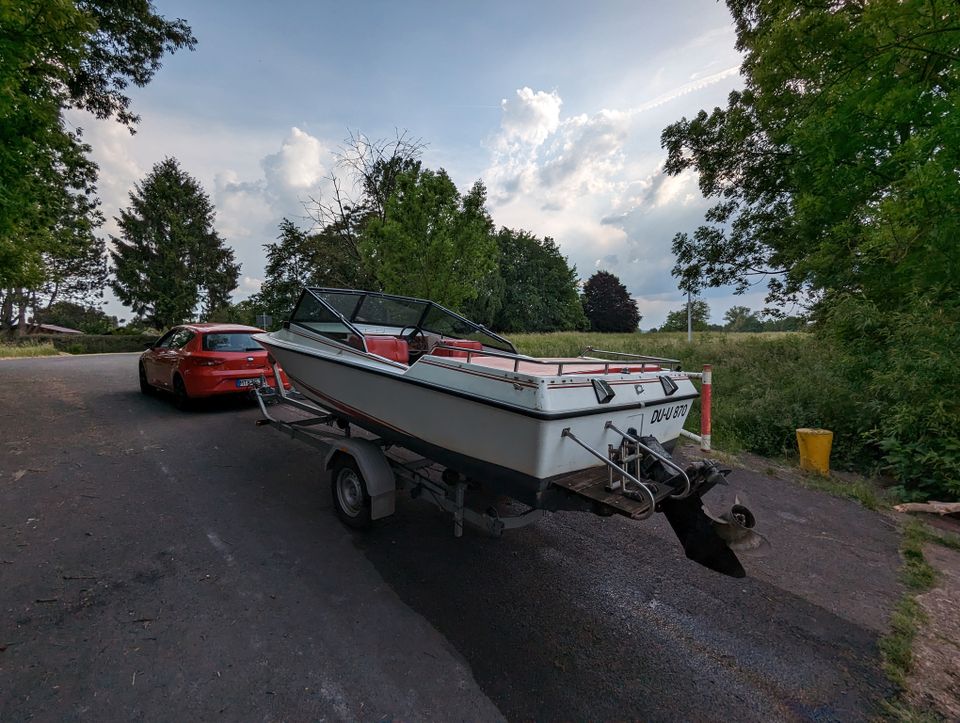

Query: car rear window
<box><xmin>202</xmin><ymin>332</ymin><xmax>262</xmax><ymax>352</ymax></box>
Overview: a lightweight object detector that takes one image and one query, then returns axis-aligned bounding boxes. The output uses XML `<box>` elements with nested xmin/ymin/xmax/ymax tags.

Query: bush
<box><xmin>1</xmin><ymin>333</ymin><xmax>159</xmax><ymax>354</ymax></box>
<box><xmin>825</xmin><ymin>297</ymin><xmax>960</xmax><ymax>501</ymax></box>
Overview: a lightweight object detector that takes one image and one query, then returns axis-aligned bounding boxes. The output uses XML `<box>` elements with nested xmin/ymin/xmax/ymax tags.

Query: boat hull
<box><xmin>257</xmin><ymin>332</ymin><xmax>697</xmax><ymax>506</ymax></box>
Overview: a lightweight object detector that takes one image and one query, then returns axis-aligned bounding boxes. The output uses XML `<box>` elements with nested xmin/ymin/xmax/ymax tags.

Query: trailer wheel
<box><xmin>330</xmin><ymin>457</ymin><xmax>372</xmax><ymax>529</ymax></box>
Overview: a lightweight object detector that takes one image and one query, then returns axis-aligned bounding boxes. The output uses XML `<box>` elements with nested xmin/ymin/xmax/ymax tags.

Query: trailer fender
<box><xmin>324</xmin><ymin>439</ymin><xmax>396</xmax><ymax>520</ymax></box>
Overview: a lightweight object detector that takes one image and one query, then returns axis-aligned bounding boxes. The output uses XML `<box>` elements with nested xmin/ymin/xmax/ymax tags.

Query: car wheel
<box><xmin>330</xmin><ymin>457</ymin><xmax>371</xmax><ymax>529</ymax></box>
<box><xmin>139</xmin><ymin>363</ymin><xmax>153</xmax><ymax>395</ymax></box>
<box><xmin>172</xmin><ymin>375</ymin><xmax>192</xmax><ymax>411</ymax></box>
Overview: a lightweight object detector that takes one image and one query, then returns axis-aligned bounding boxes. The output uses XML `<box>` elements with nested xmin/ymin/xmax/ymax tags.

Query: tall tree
<box><xmin>661</xmin><ymin>0</ymin><xmax>959</xmax><ymax>314</ymax></box>
<box><xmin>474</xmin><ymin>229</ymin><xmax>586</xmax><ymax>332</ymax></box>
<box><xmin>110</xmin><ymin>158</ymin><xmax>239</xmax><ymax>328</ymax></box>
<box><xmin>660</xmin><ymin>299</ymin><xmax>711</xmax><ymax>333</ymax></box>
<box><xmin>722</xmin><ymin>305</ymin><xmax>762</xmax><ymax>332</ymax></box>
<box><xmin>253</xmin><ymin>218</ymin><xmax>373</xmax><ymax>324</ymax></box>
<box><xmin>361</xmin><ymin>167</ymin><xmax>497</xmax><ymax>310</ymax></box>
<box><xmin>582</xmin><ymin>271</ymin><xmax>641</xmax><ymax>332</ymax></box>
<box><xmin>304</xmin><ymin>130</ymin><xmax>425</xmax><ymax>285</ymax></box>
<box><xmin>661</xmin><ymin>0</ymin><xmax>960</xmax><ymax>499</ymax></box>
<box><xmin>0</xmin><ymin>127</ymin><xmax>106</xmax><ymax>331</ymax></box>
<box><xmin>0</xmin><ymin>0</ymin><xmax>194</xmax><ymax>331</ymax></box>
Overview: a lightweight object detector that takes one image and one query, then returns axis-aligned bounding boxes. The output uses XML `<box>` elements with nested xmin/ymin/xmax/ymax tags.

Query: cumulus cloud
<box><xmin>68</xmin><ymin>113</ymin><xmax>146</xmax><ymax>238</ymax></box>
<box><xmin>212</xmin><ymin>126</ymin><xmax>332</xmax><ymax>234</ymax></box>
<box><xmin>484</xmin><ymin>66</ymin><xmax>744</xmax><ymax>326</ymax></box>
<box><xmin>498</xmin><ymin>87</ymin><xmax>562</xmax><ymax>147</ymax></box>
<box><xmin>261</xmin><ymin>127</ymin><xmax>330</xmax><ymax>192</ymax></box>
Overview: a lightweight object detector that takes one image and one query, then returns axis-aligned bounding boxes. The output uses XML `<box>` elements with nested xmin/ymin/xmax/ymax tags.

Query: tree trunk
<box><xmin>16</xmin><ymin>298</ymin><xmax>27</xmax><ymax>337</ymax></box>
<box><xmin>0</xmin><ymin>290</ymin><xmax>12</xmax><ymax>335</ymax></box>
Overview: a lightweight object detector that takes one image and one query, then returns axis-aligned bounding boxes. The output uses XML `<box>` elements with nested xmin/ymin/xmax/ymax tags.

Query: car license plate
<box><xmin>236</xmin><ymin>378</ymin><xmax>258</xmax><ymax>388</ymax></box>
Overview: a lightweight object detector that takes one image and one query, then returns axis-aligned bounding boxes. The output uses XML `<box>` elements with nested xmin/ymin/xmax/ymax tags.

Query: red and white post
<box><xmin>700</xmin><ymin>364</ymin><xmax>712</xmax><ymax>451</ymax></box>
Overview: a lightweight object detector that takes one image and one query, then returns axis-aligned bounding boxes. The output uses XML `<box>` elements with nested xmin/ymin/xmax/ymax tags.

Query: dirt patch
<box><xmin>905</xmin><ymin>544</ymin><xmax>960</xmax><ymax>718</ymax></box>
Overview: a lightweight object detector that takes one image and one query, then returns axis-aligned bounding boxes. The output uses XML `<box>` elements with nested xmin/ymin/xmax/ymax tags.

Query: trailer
<box><xmin>253</xmin><ymin>358</ymin><xmax>763</xmax><ymax>578</ymax></box>
<box><xmin>253</xmin><ymin>372</ymin><xmax>545</xmax><ymax>538</ymax></box>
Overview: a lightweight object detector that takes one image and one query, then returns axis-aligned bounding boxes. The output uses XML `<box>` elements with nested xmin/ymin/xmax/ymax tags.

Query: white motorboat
<box><xmin>254</xmin><ymin>288</ymin><xmax>760</xmax><ymax>576</ymax></box>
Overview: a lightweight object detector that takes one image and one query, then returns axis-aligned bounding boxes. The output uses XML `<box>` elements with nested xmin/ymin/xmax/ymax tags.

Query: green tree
<box><xmin>723</xmin><ymin>305</ymin><xmax>763</xmax><ymax>332</ymax></box>
<box><xmin>253</xmin><ymin>219</ymin><xmax>374</xmax><ymax>324</ymax></box>
<box><xmin>0</xmin><ymin>1</ymin><xmax>195</xmax><ymax>329</ymax></box>
<box><xmin>34</xmin><ymin>300</ymin><xmax>117</xmax><ymax>334</ymax></box>
<box><xmin>255</xmin><ymin>220</ymin><xmax>321</xmax><ymax>324</ymax></box>
<box><xmin>662</xmin><ymin>0</ymin><xmax>959</xmax><ymax>314</ymax></box>
<box><xmin>305</xmin><ymin>130</ymin><xmax>424</xmax><ymax>287</ymax></box>
<box><xmin>483</xmin><ymin>229</ymin><xmax>586</xmax><ymax>332</ymax></box>
<box><xmin>662</xmin><ymin>0</ymin><xmax>960</xmax><ymax>499</ymax></box>
<box><xmin>660</xmin><ymin>299</ymin><xmax>710</xmax><ymax>332</ymax></box>
<box><xmin>460</xmin><ymin>267</ymin><xmax>504</xmax><ymax>329</ymax></box>
<box><xmin>582</xmin><ymin>271</ymin><xmax>641</xmax><ymax>332</ymax></box>
<box><xmin>207</xmin><ymin>298</ymin><xmax>259</xmax><ymax>327</ymax></box>
<box><xmin>110</xmin><ymin>158</ymin><xmax>239</xmax><ymax>328</ymax></box>
<box><xmin>361</xmin><ymin>167</ymin><xmax>496</xmax><ymax>310</ymax></box>
<box><xmin>760</xmin><ymin>315</ymin><xmax>806</xmax><ymax>332</ymax></box>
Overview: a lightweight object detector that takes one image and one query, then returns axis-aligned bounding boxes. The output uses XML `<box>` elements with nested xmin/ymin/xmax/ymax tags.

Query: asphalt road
<box><xmin>0</xmin><ymin>354</ymin><xmax>902</xmax><ymax>721</ymax></box>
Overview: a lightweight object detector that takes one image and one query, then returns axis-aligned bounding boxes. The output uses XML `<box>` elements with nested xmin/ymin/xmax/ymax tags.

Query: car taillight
<box><xmin>191</xmin><ymin>357</ymin><xmax>225</xmax><ymax>367</ymax></box>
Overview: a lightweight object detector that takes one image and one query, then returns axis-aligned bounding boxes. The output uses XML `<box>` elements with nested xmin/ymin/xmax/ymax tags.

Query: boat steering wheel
<box><xmin>398</xmin><ymin>326</ymin><xmax>427</xmax><ymax>350</ymax></box>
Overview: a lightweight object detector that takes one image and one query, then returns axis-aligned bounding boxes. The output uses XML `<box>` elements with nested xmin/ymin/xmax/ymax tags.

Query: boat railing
<box><xmin>430</xmin><ymin>344</ymin><xmax>681</xmax><ymax>376</ymax></box>
<box><xmin>581</xmin><ymin>347</ymin><xmax>681</xmax><ymax>369</ymax></box>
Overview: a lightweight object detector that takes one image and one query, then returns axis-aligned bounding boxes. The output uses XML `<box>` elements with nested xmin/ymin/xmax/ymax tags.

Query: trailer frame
<box><xmin>253</xmin><ymin>373</ymin><xmax>545</xmax><ymax>537</ymax></box>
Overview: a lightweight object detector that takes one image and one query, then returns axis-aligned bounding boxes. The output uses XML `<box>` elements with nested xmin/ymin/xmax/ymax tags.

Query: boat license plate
<box><xmin>235</xmin><ymin>378</ymin><xmax>258</xmax><ymax>388</ymax></box>
<box><xmin>648</xmin><ymin>403</ymin><xmax>689</xmax><ymax>425</ymax></box>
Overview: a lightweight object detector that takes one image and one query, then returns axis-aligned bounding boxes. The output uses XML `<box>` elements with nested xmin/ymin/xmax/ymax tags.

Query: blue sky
<box><xmin>77</xmin><ymin>0</ymin><xmax>770</xmax><ymax>328</ymax></box>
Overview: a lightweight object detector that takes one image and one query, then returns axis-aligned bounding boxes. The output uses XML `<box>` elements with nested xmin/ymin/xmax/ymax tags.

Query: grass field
<box><xmin>0</xmin><ymin>342</ymin><xmax>60</xmax><ymax>358</ymax></box>
<box><xmin>511</xmin><ymin>330</ymin><xmax>796</xmax><ymax>359</ymax></box>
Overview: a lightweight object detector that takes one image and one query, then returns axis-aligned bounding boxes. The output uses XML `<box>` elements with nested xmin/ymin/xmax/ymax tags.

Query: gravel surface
<box><xmin>0</xmin><ymin>354</ymin><xmax>902</xmax><ymax>720</ymax></box>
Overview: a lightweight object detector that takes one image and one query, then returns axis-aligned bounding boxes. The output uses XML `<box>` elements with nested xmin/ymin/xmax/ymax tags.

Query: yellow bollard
<box><xmin>796</xmin><ymin>428</ymin><xmax>833</xmax><ymax>475</ymax></box>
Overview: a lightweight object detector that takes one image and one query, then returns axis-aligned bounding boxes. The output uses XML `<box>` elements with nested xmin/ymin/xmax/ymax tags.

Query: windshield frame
<box><xmin>305</xmin><ymin>288</ymin><xmax>517</xmax><ymax>354</ymax></box>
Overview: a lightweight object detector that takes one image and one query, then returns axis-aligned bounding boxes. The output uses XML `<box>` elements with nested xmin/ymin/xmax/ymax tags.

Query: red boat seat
<box><xmin>433</xmin><ymin>338</ymin><xmax>483</xmax><ymax>358</ymax></box>
<box><xmin>364</xmin><ymin>335</ymin><xmax>409</xmax><ymax>364</ymax></box>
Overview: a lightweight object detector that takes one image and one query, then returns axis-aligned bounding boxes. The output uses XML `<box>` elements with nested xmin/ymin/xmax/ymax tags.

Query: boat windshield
<box><xmin>297</xmin><ymin>288</ymin><xmax>516</xmax><ymax>353</ymax></box>
<box><xmin>289</xmin><ymin>290</ymin><xmax>359</xmax><ymax>346</ymax></box>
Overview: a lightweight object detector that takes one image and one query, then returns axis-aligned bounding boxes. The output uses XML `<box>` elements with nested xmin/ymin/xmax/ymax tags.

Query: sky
<box><xmin>73</xmin><ymin>0</ymin><xmax>772</xmax><ymax>329</ymax></box>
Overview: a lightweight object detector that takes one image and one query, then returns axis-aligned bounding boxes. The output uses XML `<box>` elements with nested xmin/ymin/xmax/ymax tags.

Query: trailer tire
<box><xmin>330</xmin><ymin>457</ymin><xmax>372</xmax><ymax>529</ymax></box>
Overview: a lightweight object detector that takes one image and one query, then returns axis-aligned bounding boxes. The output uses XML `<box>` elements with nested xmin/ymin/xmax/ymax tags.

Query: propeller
<box><xmin>703</xmin><ymin>494</ymin><xmax>770</xmax><ymax>553</ymax></box>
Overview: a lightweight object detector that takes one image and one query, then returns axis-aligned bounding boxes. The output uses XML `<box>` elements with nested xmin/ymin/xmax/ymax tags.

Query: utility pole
<box><xmin>687</xmin><ymin>288</ymin><xmax>692</xmax><ymax>342</ymax></box>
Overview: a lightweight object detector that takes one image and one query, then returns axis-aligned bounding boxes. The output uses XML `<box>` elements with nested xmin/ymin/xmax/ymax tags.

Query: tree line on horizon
<box><xmin>92</xmin><ymin>140</ymin><xmax>649</xmax><ymax>335</ymax></box>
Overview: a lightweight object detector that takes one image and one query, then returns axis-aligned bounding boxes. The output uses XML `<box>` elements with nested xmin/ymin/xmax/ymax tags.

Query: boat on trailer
<box><xmin>253</xmin><ymin>287</ymin><xmax>762</xmax><ymax>577</ymax></box>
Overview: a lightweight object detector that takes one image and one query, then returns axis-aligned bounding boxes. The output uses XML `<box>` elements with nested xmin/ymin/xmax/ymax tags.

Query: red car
<box><xmin>139</xmin><ymin>323</ymin><xmax>290</xmax><ymax>409</ymax></box>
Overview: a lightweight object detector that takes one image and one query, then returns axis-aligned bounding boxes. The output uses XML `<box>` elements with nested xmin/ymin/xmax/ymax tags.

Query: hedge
<box><xmin>1</xmin><ymin>333</ymin><xmax>159</xmax><ymax>354</ymax></box>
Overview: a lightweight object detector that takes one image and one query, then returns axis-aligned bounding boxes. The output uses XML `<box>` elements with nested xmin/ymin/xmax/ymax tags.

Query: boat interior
<box><xmin>286</xmin><ymin>288</ymin><xmax>675</xmax><ymax>377</ymax></box>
